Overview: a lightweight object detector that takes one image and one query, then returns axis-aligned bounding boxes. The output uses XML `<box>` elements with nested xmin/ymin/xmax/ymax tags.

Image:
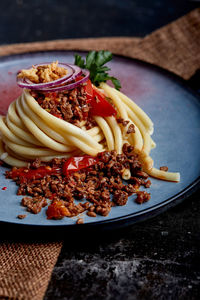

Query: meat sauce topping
<box><xmin>30</xmin><ymin>79</ymin><xmax>116</xmax><ymax>129</ymax></box>
<box><xmin>30</xmin><ymin>84</ymin><xmax>95</xmax><ymax>129</ymax></box>
<box><xmin>5</xmin><ymin>144</ymin><xmax>151</xmax><ymax>221</ymax></box>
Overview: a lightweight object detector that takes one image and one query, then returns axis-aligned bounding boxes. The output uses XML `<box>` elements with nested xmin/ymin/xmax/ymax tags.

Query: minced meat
<box><xmin>30</xmin><ymin>84</ymin><xmax>96</xmax><ymax>129</ymax></box>
<box><xmin>6</xmin><ymin>144</ymin><xmax>151</xmax><ymax>220</ymax></box>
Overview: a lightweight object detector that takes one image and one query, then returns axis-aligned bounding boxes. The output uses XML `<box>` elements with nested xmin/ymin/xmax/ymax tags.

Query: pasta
<box><xmin>0</xmin><ymin>68</ymin><xmax>180</xmax><ymax>183</ymax></box>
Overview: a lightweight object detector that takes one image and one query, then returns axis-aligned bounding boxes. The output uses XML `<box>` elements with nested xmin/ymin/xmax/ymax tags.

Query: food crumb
<box><xmin>87</xmin><ymin>211</ymin><xmax>97</xmax><ymax>217</ymax></box>
<box><xmin>127</xmin><ymin>124</ymin><xmax>135</xmax><ymax>134</ymax></box>
<box><xmin>76</xmin><ymin>218</ymin><xmax>84</xmax><ymax>224</ymax></box>
<box><xmin>135</xmin><ymin>191</ymin><xmax>151</xmax><ymax>204</ymax></box>
<box><xmin>17</xmin><ymin>214</ymin><xmax>27</xmax><ymax>219</ymax></box>
<box><xmin>17</xmin><ymin>61</ymin><xmax>68</xmax><ymax>83</ymax></box>
<box><xmin>160</xmin><ymin>166</ymin><xmax>168</xmax><ymax>172</ymax></box>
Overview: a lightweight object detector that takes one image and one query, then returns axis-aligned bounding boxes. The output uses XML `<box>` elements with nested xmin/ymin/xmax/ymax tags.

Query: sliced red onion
<box><xmin>17</xmin><ymin>63</ymin><xmax>78</xmax><ymax>90</ymax></box>
<box><xmin>37</xmin><ymin>69</ymin><xmax>90</xmax><ymax>92</ymax></box>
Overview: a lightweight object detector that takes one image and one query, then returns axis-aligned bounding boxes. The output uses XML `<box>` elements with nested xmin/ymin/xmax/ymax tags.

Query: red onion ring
<box><xmin>37</xmin><ymin>69</ymin><xmax>90</xmax><ymax>92</ymax></box>
<box><xmin>17</xmin><ymin>63</ymin><xmax>80</xmax><ymax>90</ymax></box>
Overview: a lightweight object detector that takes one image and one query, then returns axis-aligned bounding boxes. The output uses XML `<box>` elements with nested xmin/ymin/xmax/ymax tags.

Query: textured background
<box><xmin>0</xmin><ymin>0</ymin><xmax>199</xmax><ymax>44</ymax></box>
<box><xmin>0</xmin><ymin>1</ymin><xmax>200</xmax><ymax>299</ymax></box>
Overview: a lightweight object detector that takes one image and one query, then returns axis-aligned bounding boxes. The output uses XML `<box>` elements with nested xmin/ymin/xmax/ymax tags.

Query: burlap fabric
<box><xmin>0</xmin><ymin>8</ymin><xmax>199</xmax><ymax>300</ymax></box>
<box><xmin>0</xmin><ymin>8</ymin><xmax>199</xmax><ymax>79</ymax></box>
<box><xmin>0</xmin><ymin>242</ymin><xmax>62</xmax><ymax>300</ymax></box>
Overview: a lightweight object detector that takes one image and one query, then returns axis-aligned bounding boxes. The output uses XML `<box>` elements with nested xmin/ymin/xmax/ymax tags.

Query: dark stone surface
<box><xmin>0</xmin><ymin>1</ymin><xmax>199</xmax><ymax>299</ymax></box>
<box><xmin>44</xmin><ymin>190</ymin><xmax>200</xmax><ymax>300</ymax></box>
<box><xmin>0</xmin><ymin>0</ymin><xmax>199</xmax><ymax>44</ymax></box>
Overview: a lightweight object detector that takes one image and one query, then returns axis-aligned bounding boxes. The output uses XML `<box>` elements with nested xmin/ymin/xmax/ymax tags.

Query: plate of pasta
<box><xmin>0</xmin><ymin>50</ymin><xmax>199</xmax><ymax>228</ymax></box>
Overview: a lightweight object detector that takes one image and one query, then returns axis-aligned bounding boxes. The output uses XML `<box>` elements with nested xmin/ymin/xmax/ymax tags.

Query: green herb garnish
<box><xmin>74</xmin><ymin>50</ymin><xmax>121</xmax><ymax>90</ymax></box>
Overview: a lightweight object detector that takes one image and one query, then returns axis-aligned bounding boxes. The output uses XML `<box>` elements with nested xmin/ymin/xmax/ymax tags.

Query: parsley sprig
<box><xmin>74</xmin><ymin>50</ymin><xmax>121</xmax><ymax>90</ymax></box>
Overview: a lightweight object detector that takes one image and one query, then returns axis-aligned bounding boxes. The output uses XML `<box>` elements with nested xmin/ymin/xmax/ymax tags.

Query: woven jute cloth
<box><xmin>0</xmin><ymin>8</ymin><xmax>199</xmax><ymax>79</ymax></box>
<box><xmin>0</xmin><ymin>242</ymin><xmax>62</xmax><ymax>300</ymax></box>
<box><xmin>0</xmin><ymin>8</ymin><xmax>199</xmax><ymax>300</ymax></box>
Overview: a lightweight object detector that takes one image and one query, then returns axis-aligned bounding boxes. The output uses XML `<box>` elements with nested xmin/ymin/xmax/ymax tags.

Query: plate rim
<box><xmin>0</xmin><ymin>50</ymin><xmax>199</xmax><ymax>228</ymax></box>
<box><xmin>0</xmin><ymin>176</ymin><xmax>199</xmax><ymax>229</ymax></box>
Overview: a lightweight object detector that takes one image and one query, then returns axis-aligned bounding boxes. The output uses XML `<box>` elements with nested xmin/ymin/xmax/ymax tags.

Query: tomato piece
<box><xmin>72</xmin><ymin>76</ymin><xmax>117</xmax><ymax>117</ymax></box>
<box><xmin>63</xmin><ymin>156</ymin><xmax>98</xmax><ymax>176</ymax></box>
<box><xmin>46</xmin><ymin>200</ymin><xmax>70</xmax><ymax>219</ymax></box>
<box><xmin>82</xmin><ymin>80</ymin><xmax>116</xmax><ymax>115</ymax></box>
<box><xmin>45</xmin><ymin>92</ymin><xmax>57</xmax><ymax>99</ymax></box>
<box><xmin>90</xmin><ymin>88</ymin><xmax>117</xmax><ymax>117</ymax></box>
<box><xmin>84</xmin><ymin>79</ymin><xmax>93</xmax><ymax>102</ymax></box>
<box><xmin>10</xmin><ymin>166</ymin><xmax>60</xmax><ymax>182</ymax></box>
<box><xmin>75</xmin><ymin>75</ymin><xmax>83</xmax><ymax>82</ymax></box>
<box><xmin>52</xmin><ymin>113</ymin><xmax>63</xmax><ymax>119</ymax></box>
<box><xmin>75</xmin><ymin>78</ymin><xmax>93</xmax><ymax>102</ymax></box>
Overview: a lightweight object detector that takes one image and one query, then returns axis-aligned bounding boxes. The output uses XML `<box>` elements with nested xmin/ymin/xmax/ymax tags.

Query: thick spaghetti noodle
<box><xmin>0</xmin><ymin>81</ymin><xmax>180</xmax><ymax>182</ymax></box>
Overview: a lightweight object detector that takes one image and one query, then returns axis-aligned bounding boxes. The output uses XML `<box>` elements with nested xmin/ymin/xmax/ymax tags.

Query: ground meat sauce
<box><xmin>160</xmin><ymin>166</ymin><xmax>169</xmax><ymax>172</ymax></box>
<box><xmin>30</xmin><ymin>83</ymin><xmax>96</xmax><ymax>129</ymax></box>
<box><xmin>21</xmin><ymin>196</ymin><xmax>47</xmax><ymax>214</ymax></box>
<box><xmin>17</xmin><ymin>214</ymin><xmax>27</xmax><ymax>219</ymax></box>
<box><xmin>117</xmin><ymin>118</ymin><xmax>130</xmax><ymax>127</ymax></box>
<box><xmin>5</xmin><ymin>144</ymin><xmax>151</xmax><ymax>221</ymax></box>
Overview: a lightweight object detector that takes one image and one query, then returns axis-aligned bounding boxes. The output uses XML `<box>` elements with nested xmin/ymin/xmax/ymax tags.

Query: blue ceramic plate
<box><xmin>0</xmin><ymin>51</ymin><xmax>200</xmax><ymax>228</ymax></box>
